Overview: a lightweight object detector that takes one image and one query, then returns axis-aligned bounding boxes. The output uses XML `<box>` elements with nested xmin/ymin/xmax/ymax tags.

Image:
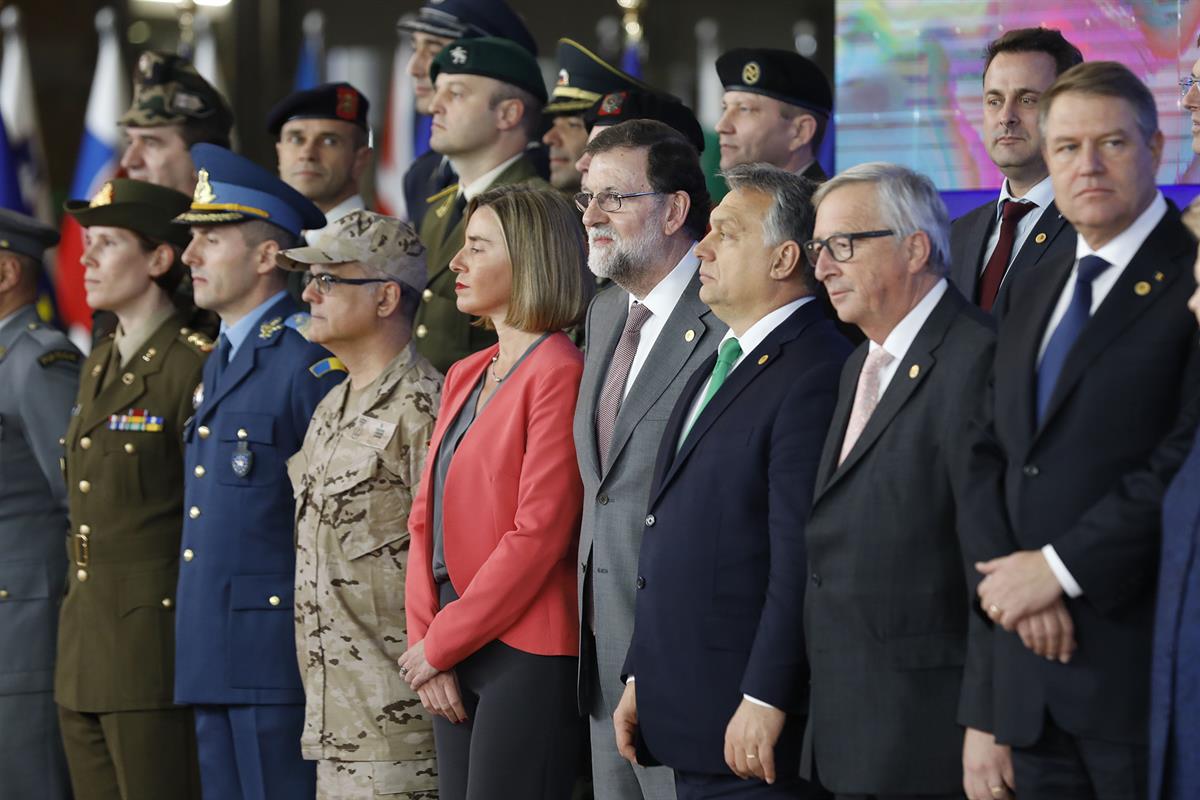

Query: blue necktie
<box><xmin>1036</xmin><ymin>255</ymin><xmax>1110</xmax><ymax>422</ymax></box>
<box><xmin>211</xmin><ymin>333</ymin><xmax>231</xmax><ymax>391</ymax></box>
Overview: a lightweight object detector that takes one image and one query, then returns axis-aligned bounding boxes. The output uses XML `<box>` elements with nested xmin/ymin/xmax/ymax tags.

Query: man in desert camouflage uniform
<box><xmin>279</xmin><ymin>210</ymin><xmax>442</xmax><ymax>800</ymax></box>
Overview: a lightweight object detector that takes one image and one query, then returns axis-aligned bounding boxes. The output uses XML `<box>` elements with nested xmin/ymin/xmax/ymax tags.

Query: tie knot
<box><xmin>864</xmin><ymin>346</ymin><xmax>894</xmax><ymax>374</ymax></box>
<box><xmin>625</xmin><ymin>302</ymin><xmax>653</xmax><ymax>331</ymax></box>
<box><xmin>1076</xmin><ymin>255</ymin><xmax>1110</xmax><ymax>285</ymax></box>
<box><xmin>1001</xmin><ymin>199</ymin><xmax>1036</xmax><ymax>222</ymax></box>
<box><xmin>717</xmin><ymin>338</ymin><xmax>742</xmax><ymax>366</ymax></box>
<box><xmin>216</xmin><ymin>333</ymin><xmax>232</xmax><ymax>362</ymax></box>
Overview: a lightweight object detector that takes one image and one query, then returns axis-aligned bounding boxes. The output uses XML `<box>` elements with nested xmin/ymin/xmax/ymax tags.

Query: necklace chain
<box><xmin>489</xmin><ymin>355</ymin><xmax>506</xmax><ymax>383</ymax></box>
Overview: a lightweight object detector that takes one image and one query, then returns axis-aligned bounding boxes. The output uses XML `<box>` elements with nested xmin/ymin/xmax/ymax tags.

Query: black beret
<box><xmin>267</xmin><ymin>82</ymin><xmax>370</xmax><ymax>137</ymax></box>
<box><xmin>716</xmin><ymin>48</ymin><xmax>833</xmax><ymax>117</ymax></box>
<box><xmin>583</xmin><ymin>90</ymin><xmax>706</xmax><ymax>153</ymax></box>
<box><xmin>397</xmin><ymin>0</ymin><xmax>537</xmax><ymax>58</ymax></box>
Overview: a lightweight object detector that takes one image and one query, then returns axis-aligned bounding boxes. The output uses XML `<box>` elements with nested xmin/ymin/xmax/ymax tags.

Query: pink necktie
<box><xmin>839</xmin><ymin>347</ymin><xmax>895</xmax><ymax>466</ymax></box>
<box><xmin>595</xmin><ymin>302</ymin><xmax>653</xmax><ymax>471</ymax></box>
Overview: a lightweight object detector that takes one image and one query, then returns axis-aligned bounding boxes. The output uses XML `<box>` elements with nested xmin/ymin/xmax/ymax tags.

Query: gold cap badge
<box><xmin>742</xmin><ymin>61</ymin><xmax>761</xmax><ymax>85</ymax></box>
<box><xmin>193</xmin><ymin>169</ymin><xmax>216</xmax><ymax>204</ymax></box>
<box><xmin>90</xmin><ymin>182</ymin><xmax>114</xmax><ymax>207</ymax></box>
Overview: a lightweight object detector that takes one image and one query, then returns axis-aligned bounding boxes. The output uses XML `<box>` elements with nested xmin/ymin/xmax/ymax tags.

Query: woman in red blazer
<box><xmin>399</xmin><ymin>185</ymin><xmax>593</xmax><ymax>799</ymax></box>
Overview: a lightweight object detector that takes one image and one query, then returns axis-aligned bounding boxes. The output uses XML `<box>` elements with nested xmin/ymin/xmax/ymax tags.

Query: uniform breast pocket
<box><xmin>216</xmin><ymin>413</ymin><xmax>280</xmax><ymax>488</ymax></box>
<box><xmin>227</xmin><ymin>573</ymin><xmax>301</xmax><ymax>690</ymax></box>
<box><xmin>0</xmin><ymin>563</ymin><xmax>57</xmax><ymax>677</ymax></box>
<box><xmin>327</xmin><ymin>454</ymin><xmax>412</xmax><ymax>561</ymax></box>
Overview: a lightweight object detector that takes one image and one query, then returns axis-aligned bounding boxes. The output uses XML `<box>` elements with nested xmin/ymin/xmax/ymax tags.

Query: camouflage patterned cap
<box><xmin>275</xmin><ymin>210</ymin><xmax>427</xmax><ymax>294</ymax></box>
<box><xmin>119</xmin><ymin>51</ymin><xmax>234</xmax><ymax>134</ymax></box>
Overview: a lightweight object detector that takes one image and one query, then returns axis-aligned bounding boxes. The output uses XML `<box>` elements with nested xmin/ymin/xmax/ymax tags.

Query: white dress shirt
<box><xmin>979</xmin><ymin>175</ymin><xmax>1055</xmax><ymax>277</ymax></box>
<box><xmin>461</xmin><ymin>152</ymin><xmax>526</xmax><ymax>201</ymax></box>
<box><xmin>620</xmin><ymin>248</ymin><xmax>701</xmax><ymax>399</ymax></box>
<box><xmin>1036</xmin><ymin>191</ymin><xmax>1167</xmax><ymax>598</ymax></box>
<box><xmin>869</xmin><ymin>278</ymin><xmax>948</xmax><ymax>395</ymax></box>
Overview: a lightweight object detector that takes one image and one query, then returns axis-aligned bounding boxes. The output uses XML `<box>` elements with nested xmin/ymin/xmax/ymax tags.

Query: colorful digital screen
<box><xmin>834</xmin><ymin>1</ymin><xmax>1200</xmax><ymax>189</ymax></box>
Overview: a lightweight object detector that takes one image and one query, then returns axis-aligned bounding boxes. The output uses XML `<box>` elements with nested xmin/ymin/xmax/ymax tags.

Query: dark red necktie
<box><xmin>978</xmin><ymin>200</ymin><xmax>1036</xmax><ymax>311</ymax></box>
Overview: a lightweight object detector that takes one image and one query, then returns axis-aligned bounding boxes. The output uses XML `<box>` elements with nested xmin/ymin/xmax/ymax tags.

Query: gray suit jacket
<box><xmin>0</xmin><ymin>304</ymin><xmax>79</xmax><ymax>695</ymax></box>
<box><xmin>573</xmin><ymin>274</ymin><xmax>724</xmax><ymax>716</ymax></box>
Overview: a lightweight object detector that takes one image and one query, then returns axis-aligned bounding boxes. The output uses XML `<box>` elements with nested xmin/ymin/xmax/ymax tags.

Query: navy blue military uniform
<box><xmin>172</xmin><ymin>144</ymin><xmax>345</xmax><ymax>800</ymax></box>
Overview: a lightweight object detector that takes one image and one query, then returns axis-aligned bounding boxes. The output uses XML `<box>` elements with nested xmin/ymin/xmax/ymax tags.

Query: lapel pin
<box><xmin>684</xmin><ymin>329</ymin><xmax>695</xmax><ymax>342</ymax></box>
<box><xmin>1154</xmin><ymin>271</ymin><xmax>1165</xmax><ymax>282</ymax></box>
<box><xmin>909</xmin><ymin>364</ymin><xmax>920</xmax><ymax>379</ymax></box>
<box><xmin>758</xmin><ymin>355</ymin><xmax>769</xmax><ymax>365</ymax></box>
<box><xmin>91</xmin><ymin>364</ymin><xmax>103</xmax><ymax>377</ymax></box>
<box><xmin>142</xmin><ymin>347</ymin><xmax>157</xmax><ymax>362</ymax></box>
<box><xmin>1035</xmin><ymin>233</ymin><xmax>1047</xmax><ymax>244</ymax></box>
<box><xmin>1134</xmin><ymin>281</ymin><xmax>1151</xmax><ymax>296</ymax></box>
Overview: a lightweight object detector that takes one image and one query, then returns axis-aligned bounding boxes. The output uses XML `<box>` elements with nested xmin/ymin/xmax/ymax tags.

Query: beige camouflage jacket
<box><xmin>287</xmin><ymin>344</ymin><xmax>442</xmax><ymax>762</ymax></box>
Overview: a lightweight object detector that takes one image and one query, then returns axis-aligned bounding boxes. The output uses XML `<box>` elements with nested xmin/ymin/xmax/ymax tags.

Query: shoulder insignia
<box><xmin>182</xmin><ymin>329</ymin><xmax>214</xmax><ymax>353</ymax></box>
<box><xmin>426</xmin><ymin>183</ymin><xmax>459</xmax><ymax>206</ymax></box>
<box><xmin>309</xmin><ymin>357</ymin><xmax>347</xmax><ymax>378</ymax></box>
<box><xmin>38</xmin><ymin>349</ymin><xmax>81</xmax><ymax>368</ymax></box>
<box><xmin>258</xmin><ymin>316</ymin><xmax>284</xmax><ymax>340</ymax></box>
<box><xmin>283</xmin><ymin>312</ymin><xmax>314</xmax><ymax>342</ymax></box>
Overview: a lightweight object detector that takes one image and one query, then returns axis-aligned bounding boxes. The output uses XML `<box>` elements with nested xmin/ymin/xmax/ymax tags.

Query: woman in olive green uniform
<box><xmin>55</xmin><ymin>179</ymin><xmax>209</xmax><ymax>800</ymax></box>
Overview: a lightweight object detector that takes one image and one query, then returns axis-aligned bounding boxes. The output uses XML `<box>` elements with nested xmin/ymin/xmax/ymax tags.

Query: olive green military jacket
<box><xmin>414</xmin><ymin>153</ymin><xmax>548</xmax><ymax>374</ymax></box>
<box><xmin>55</xmin><ymin>313</ymin><xmax>210</xmax><ymax>713</ymax></box>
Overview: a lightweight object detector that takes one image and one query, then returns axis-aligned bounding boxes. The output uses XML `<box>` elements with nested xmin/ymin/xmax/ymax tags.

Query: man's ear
<box><xmin>662</xmin><ymin>191</ymin><xmax>692</xmax><ymax>237</ymax></box>
<box><xmin>494</xmin><ymin>97</ymin><xmax>527</xmax><ymax>133</ymax></box>
<box><xmin>255</xmin><ymin>239</ymin><xmax>282</xmax><ymax>276</ymax></box>
<box><xmin>769</xmin><ymin>240</ymin><xmax>802</xmax><ymax>281</ymax></box>
<box><xmin>787</xmin><ymin>113</ymin><xmax>818</xmax><ymax>154</ymax></box>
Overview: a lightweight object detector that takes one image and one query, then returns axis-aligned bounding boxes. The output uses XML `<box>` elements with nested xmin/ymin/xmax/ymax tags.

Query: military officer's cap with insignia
<box><xmin>545</xmin><ymin>38</ymin><xmax>651</xmax><ymax>116</ymax></box>
<box><xmin>397</xmin><ymin>0</ymin><xmax>538</xmax><ymax>57</ymax></box>
<box><xmin>430</xmin><ymin>37</ymin><xmax>547</xmax><ymax>104</ymax></box>
<box><xmin>174</xmin><ymin>144</ymin><xmax>326</xmax><ymax>236</ymax></box>
<box><xmin>276</xmin><ymin>210</ymin><xmax>427</xmax><ymax>296</ymax></box>
<box><xmin>118</xmin><ymin>51</ymin><xmax>234</xmax><ymax>139</ymax></box>
<box><xmin>583</xmin><ymin>90</ymin><xmax>707</xmax><ymax>153</ymax></box>
<box><xmin>716</xmin><ymin>48</ymin><xmax>833</xmax><ymax>117</ymax></box>
<box><xmin>266</xmin><ymin>82</ymin><xmax>370</xmax><ymax>138</ymax></box>
<box><xmin>64</xmin><ymin>179</ymin><xmax>193</xmax><ymax>248</ymax></box>
<box><xmin>0</xmin><ymin>208</ymin><xmax>59</xmax><ymax>259</ymax></box>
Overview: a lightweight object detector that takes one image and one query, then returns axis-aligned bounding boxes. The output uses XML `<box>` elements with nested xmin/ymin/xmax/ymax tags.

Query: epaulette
<box><xmin>284</xmin><ymin>312</ymin><xmax>312</xmax><ymax>341</ymax></box>
<box><xmin>179</xmin><ymin>326</ymin><xmax>214</xmax><ymax>353</ymax></box>
<box><xmin>426</xmin><ymin>183</ymin><xmax>459</xmax><ymax>206</ymax></box>
<box><xmin>309</xmin><ymin>357</ymin><xmax>347</xmax><ymax>378</ymax></box>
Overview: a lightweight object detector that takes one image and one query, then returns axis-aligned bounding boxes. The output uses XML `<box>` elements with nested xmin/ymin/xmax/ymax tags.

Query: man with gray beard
<box><xmin>572</xmin><ymin>119</ymin><xmax>725</xmax><ymax>800</ymax></box>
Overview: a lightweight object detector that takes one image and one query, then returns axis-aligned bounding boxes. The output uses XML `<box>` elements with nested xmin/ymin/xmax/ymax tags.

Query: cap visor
<box><xmin>544</xmin><ymin>99</ymin><xmax>598</xmax><ymax>115</ymax></box>
<box><xmin>274</xmin><ymin>245</ymin><xmax>349</xmax><ymax>272</ymax></box>
<box><xmin>172</xmin><ymin>208</ymin><xmax>254</xmax><ymax>225</ymax></box>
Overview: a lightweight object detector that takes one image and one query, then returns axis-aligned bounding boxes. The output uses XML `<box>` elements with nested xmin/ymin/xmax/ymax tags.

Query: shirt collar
<box><xmin>717</xmin><ymin>296</ymin><xmax>814</xmax><ymax>359</ymax></box>
<box><xmin>461</xmin><ymin>153</ymin><xmax>526</xmax><ymax>201</ymax></box>
<box><xmin>627</xmin><ymin>246</ymin><xmax>700</xmax><ymax>317</ymax></box>
<box><xmin>995</xmin><ymin>174</ymin><xmax>1054</xmax><ymax>219</ymax></box>
<box><xmin>220</xmin><ymin>290</ymin><xmax>289</xmax><ymax>357</ymax></box>
<box><xmin>1073</xmin><ymin>191</ymin><xmax>1167</xmax><ymax>270</ymax></box>
<box><xmin>875</xmin><ymin>277</ymin><xmax>949</xmax><ymax>359</ymax></box>
<box><xmin>114</xmin><ymin>304</ymin><xmax>176</xmax><ymax>365</ymax></box>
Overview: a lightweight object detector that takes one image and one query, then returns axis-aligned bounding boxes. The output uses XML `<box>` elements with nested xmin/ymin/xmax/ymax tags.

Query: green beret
<box><xmin>430</xmin><ymin>37</ymin><xmax>547</xmax><ymax>104</ymax></box>
<box><xmin>64</xmin><ymin>179</ymin><xmax>194</xmax><ymax>249</ymax></box>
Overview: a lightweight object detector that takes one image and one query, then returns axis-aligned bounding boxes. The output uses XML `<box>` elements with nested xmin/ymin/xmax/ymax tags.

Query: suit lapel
<box><xmin>814</xmin><ymin>345</ymin><xmax>865</xmax><ymax>499</ymax></box>
<box><xmin>580</xmin><ymin>292</ymin><xmax>631</xmax><ymax>480</ymax></box>
<box><xmin>959</xmin><ymin>204</ymin><xmax>996</xmax><ymax>301</ymax></box>
<box><xmin>604</xmin><ymin>273</ymin><xmax>713</xmax><ymax>479</ymax></box>
<box><xmin>1036</xmin><ymin>211</ymin><xmax>1193</xmax><ymax>435</ymax></box>
<box><xmin>1000</xmin><ymin>202</ymin><xmax>1072</xmax><ymax>294</ymax></box>
<box><xmin>1005</xmin><ymin>248</ymin><xmax>1074</xmax><ymax>440</ymax></box>
<box><xmin>647</xmin><ymin>349</ymin><xmax>714</xmax><ymax>506</ymax></box>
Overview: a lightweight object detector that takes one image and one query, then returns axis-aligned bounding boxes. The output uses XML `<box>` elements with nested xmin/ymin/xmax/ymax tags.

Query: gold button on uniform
<box><xmin>684</xmin><ymin>329</ymin><xmax>695</xmax><ymax>342</ymax></box>
<box><xmin>183</xmin><ymin>549</ymin><xmax>194</xmax><ymax>562</ymax></box>
<box><xmin>78</xmin><ymin>480</ymin><xmax>91</xmax><ymax>494</ymax></box>
<box><xmin>80</xmin><ymin>437</ymin><xmax>92</xmax><ymax>450</ymax></box>
<box><xmin>268</xmin><ymin>595</ymin><xmax>281</xmax><ymax>607</ymax></box>
<box><xmin>91</xmin><ymin>364</ymin><xmax>102</xmax><ymax>377</ymax></box>
<box><xmin>237</xmin><ymin>428</ymin><xmax>248</xmax><ymax>440</ymax></box>
<box><xmin>79</xmin><ymin>524</ymin><xmax>91</xmax><ymax>535</ymax></box>
<box><xmin>161</xmin><ymin>598</ymin><xmax>173</xmax><ymax>608</ymax></box>
<box><xmin>121</xmin><ymin>372</ymin><xmax>134</xmax><ymax>385</ymax></box>
<box><xmin>124</xmin><ymin>443</ymin><xmax>136</xmax><ymax>454</ymax></box>
<box><xmin>189</xmin><ymin>506</ymin><xmax>201</xmax><ymax>519</ymax></box>
<box><xmin>422</xmin><ymin>289</ymin><xmax>433</xmax><ymax>302</ymax></box>
<box><xmin>1035</xmin><ymin>233</ymin><xmax>1047</xmax><ymax>244</ymax></box>
<box><xmin>416</xmin><ymin>324</ymin><xmax>428</xmax><ymax>339</ymax></box>
<box><xmin>194</xmin><ymin>465</ymin><xmax>206</xmax><ymax>478</ymax></box>
<box><xmin>0</xmin><ymin>589</ymin><xmax>8</xmax><ymax>599</ymax></box>
<box><xmin>198</xmin><ymin>426</ymin><xmax>210</xmax><ymax>439</ymax></box>
<box><xmin>76</xmin><ymin>569</ymin><xmax>89</xmax><ymax>582</ymax></box>
<box><xmin>1134</xmin><ymin>281</ymin><xmax>1151</xmax><ymax>296</ymax></box>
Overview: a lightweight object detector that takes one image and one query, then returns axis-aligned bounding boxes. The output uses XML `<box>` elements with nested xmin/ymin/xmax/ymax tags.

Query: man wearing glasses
<box><xmin>277</xmin><ymin>210</ymin><xmax>443</xmax><ymax>800</ymax></box>
<box><xmin>573</xmin><ymin>118</ymin><xmax>723</xmax><ymax>800</ymax></box>
<box><xmin>801</xmin><ymin>162</ymin><xmax>1012</xmax><ymax>800</ymax></box>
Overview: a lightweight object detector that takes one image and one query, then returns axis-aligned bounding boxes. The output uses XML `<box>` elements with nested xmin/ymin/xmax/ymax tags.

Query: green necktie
<box><xmin>682</xmin><ymin>337</ymin><xmax>742</xmax><ymax>443</ymax></box>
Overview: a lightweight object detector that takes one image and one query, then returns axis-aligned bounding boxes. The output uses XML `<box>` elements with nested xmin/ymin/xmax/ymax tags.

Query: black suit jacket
<box><xmin>622</xmin><ymin>300</ymin><xmax>850</xmax><ymax>776</ymax></box>
<box><xmin>801</xmin><ymin>285</ymin><xmax>1000</xmax><ymax>796</ymax></box>
<box><xmin>949</xmin><ymin>197</ymin><xmax>1075</xmax><ymax>316</ymax></box>
<box><xmin>983</xmin><ymin>204</ymin><xmax>1200</xmax><ymax>748</ymax></box>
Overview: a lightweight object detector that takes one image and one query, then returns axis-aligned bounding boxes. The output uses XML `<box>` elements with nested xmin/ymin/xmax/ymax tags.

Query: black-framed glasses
<box><xmin>574</xmin><ymin>190</ymin><xmax>662</xmax><ymax>213</ymax></box>
<box><xmin>802</xmin><ymin>230</ymin><xmax>895</xmax><ymax>268</ymax></box>
<box><xmin>1181</xmin><ymin>77</ymin><xmax>1200</xmax><ymax>97</ymax></box>
<box><xmin>301</xmin><ymin>272</ymin><xmax>398</xmax><ymax>296</ymax></box>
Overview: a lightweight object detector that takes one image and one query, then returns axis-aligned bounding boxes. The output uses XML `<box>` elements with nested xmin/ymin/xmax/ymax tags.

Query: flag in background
<box><xmin>0</xmin><ymin>115</ymin><xmax>26</xmax><ymax>212</ymax></box>
<box><xmin>191</xmin><ymin>11</ymin><xmax>225</xmax><ymax>97</ymax></box>
<box><xmin>55</xmin><ymin>7</ymin><xmax>127</xmax><ymax>348</ymax></box>
<box><xmin>0</xmin><ymin>5</ymin><xmax>52</xmax><ymax>224</ymax></box>
<box><xmin>294</xmin><ymin>10</ymin><xmax>326</xmax><ymax>91</ymax></box>
<box><xmin>375</xmin><ymin>30</ymin><xmax>419</xmax><ymax>219</ymax></box>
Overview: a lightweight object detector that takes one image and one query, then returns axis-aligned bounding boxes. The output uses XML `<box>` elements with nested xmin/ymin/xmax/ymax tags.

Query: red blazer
<box><xmin>406</xmin><ymin>332</ymin><xmax>584</xmax><ymax>670</ymax></box>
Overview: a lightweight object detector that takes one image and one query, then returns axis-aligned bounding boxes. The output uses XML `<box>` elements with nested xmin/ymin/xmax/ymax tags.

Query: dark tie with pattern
<box><xmin>595</xmin><ymin>302</ymin><xmax>653</xmax><ymax>472</ymax></box>
<box><xmin>978</xmin><ymin>200</ymin><xmax>1037</xmax><ymax>311</ymax></box>
<box><xmin>1035</xmin><ymin>255</ymin><xmax>1110</xmax><ymax>423</ymax></box>
<box><xmin>211</xmin><ymin>333</ymin><xmax>232</xmax><ymax>392</ymax></box>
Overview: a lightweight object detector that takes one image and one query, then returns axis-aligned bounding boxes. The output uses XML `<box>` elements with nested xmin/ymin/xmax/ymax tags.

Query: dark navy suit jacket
<box><xmin>622</xmin><ymin>300</ymin><xmax>850</xmax><ymax>775</ymax></box>
<box><xmin>1150</xmin><ymin>424</ymin><xmax>1200</xmax><ymax>799</ymax></box>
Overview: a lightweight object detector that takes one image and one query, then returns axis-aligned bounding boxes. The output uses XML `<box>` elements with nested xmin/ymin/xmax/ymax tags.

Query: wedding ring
<box><xmin>988</xmin><ymin>604</ymin><xmax>1001</xmax><ymax>615</ymax></box>
<box><xmin>990</xmin><ymin>786</ymin><xmax>1005</xmax><ymax>798</ymax></box>
<box><xmin>399</xmin><ymin>666</ymin><xmax>409</xmax><ymax>676</ymax></box>
<box><xmin>746</xmin><ymin>754</ymin><xmax>758</xmax><ymax>761</ymax></box>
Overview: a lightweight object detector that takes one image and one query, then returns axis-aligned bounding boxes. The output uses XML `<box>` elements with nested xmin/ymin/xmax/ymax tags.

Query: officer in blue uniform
<box><xmin>172</xmin><ymin>143</ymin><xmax>346</xmax><ymax>800</ymax></box>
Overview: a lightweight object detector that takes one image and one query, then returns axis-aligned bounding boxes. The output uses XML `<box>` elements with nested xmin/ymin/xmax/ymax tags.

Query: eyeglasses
<box><xmin>574</xmin><ymin>190</ymin><xmax>662</xmax><ymax>213</ymax></box>
<box><xmin>802</xmin><ymin>230</ymin><xmax>895</xmax><ymax>268</ymax></box>
<box><xmin>301</xmin><ymin>272</ymin><xmax>398</xmax><ymax>296</ymax></box>
<box><xmin>1180</xmin><ymin>77</ymin><xmax>1200</xmax><ymax>97</ymax></box>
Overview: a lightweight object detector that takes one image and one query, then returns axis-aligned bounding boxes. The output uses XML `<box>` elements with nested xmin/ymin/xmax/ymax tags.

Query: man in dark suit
<box><xmin>973</xmin><ymin>62</ymin><xmax>1200</xmax><ymax>799</ymax></box>
<box><xmin>614</xmin><ymin>164</ymin><xmax>848</xmax><ymax>799</ymax></box>
<box><xmin>803</xmin><ymin>163</ymin><xmax>1012</xmax><ymax>800</ymax></box>
<box><xmin>949</xmin><ymin>28</ymin><xmax>1081</xmax><ymax>313</ymax></box>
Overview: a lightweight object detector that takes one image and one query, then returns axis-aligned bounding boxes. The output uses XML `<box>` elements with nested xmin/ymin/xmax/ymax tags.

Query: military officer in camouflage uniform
<box><xmin>415</xmin><ymin>36</ymin><xmax>549</xmax><ymax>374</ymax></box>
<box><xmin>56</xmin><ymin>179</ymin><xmax>207</xmax><ymax>799</ymax></box>
<box><xmin>0</xmin><ymin>210</ymin><xmax>76</xmax><ymax>799</ymax></box>
<box><xmin>173</xmin><ymin>144</ymin><xmax>344</xmax><ymax>800</ymax></box>
<box><xmin>278</xmin><ymin>210</ymin><xmax>441</xmax><ymax>799</ymax></box>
